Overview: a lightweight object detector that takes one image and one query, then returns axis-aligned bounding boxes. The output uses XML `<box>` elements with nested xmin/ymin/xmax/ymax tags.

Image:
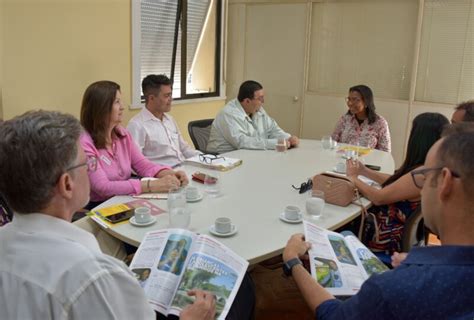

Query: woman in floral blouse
<box><xmin>332</xmin><ymin>85</ymin><xmax>391</xmax><ymax>152</ymax></box>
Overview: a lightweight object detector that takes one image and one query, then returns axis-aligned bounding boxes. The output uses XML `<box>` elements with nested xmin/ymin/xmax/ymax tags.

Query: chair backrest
<box><xmin>401</xmin><ymin>207</ymin><xmax>427</xmax><ymax>252</ymax></box>
<box><xmin>188</xmin><ymin>119</ymin><xmax>214</xmax><ymax>153</ymax></box>
<box><xmin>0</xmin><ymin>193</ymin><xmax>13</xmax><ymax>227</ymax></box>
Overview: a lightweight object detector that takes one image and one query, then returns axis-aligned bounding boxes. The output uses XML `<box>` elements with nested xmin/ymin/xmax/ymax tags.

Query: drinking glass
<box><xmin>204</xmin><ymin>172</ymin><xmax>221</xmax><ymax>198</ymax></box>
<box><xmin>276</xmin><ymin>137</ymin><xmax>287</xmax><ymax>153</ymax></box>
<box><xmin>168</xmin><ymin>187</ymin><xmax>190</xmax><ymax>228</ymax></box>
<box><xmin>321</xmin><ymin>136</ymin><xmax>333</xmax><ymax>150</ymax></box>
<box><xmin>306</xmin><ymin>190</ymin><xmax>325</xmax><ymax>219</ymax></box>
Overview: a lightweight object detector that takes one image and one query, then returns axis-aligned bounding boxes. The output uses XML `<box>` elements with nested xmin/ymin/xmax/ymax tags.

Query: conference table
<box><xmin>92</xmin><ymin>139</ymin><xmax>394</xmax><ymax>265</ymax></box>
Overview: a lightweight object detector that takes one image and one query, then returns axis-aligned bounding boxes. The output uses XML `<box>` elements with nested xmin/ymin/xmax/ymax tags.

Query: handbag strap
<box><xmin>353</xmin><ymin>189</ymin><xmax>368</xmax><ymax>239</ymax></box>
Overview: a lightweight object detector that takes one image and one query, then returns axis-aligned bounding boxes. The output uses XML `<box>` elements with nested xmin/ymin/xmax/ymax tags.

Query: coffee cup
<box><xmin>186</xmin><ymin>186</ymin><xmax>200</xmax><ymax>200</ymax></box>
<box><xmin>335</xmin><ymin>162</ymin><xmax>346</xmax><ymax>173</ymax></box>
<box><xmin>135</xmin><ymin>207</ymin><xmax>152</xmax><ymax>224</ymax></box>
<box><xmin>215</xmin><ymin>217</ymin><xmax>232</xmax><ymax>234</ymax></box>
<box><xmin>284</xmin><ymin>205</ymin><xmax>301</xmax><ymax>220</ymax></box>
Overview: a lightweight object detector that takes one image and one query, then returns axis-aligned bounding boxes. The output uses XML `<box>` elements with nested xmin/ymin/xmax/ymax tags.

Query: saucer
<box><xmin>130</xmin><ymin>216</ymin><xmax>157</xmax><ymax>227</ymax></box>
<box><xmin>279</xmin><ymin>212</ymin><xmax>303</xmax><ymax>224</ymax></box>
<box><xmin>186</xmin><ymin>193</ymin><xmax>203</xmax><ymax>203</ymax></box>
<box><xmin>209</xmin><ymin>224</ymin><xmax>238</xmax><ymax>237</ymax></box>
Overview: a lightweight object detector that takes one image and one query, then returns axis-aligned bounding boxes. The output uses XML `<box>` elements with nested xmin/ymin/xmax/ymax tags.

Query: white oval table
<box><xmin>92</xmin><ymin>139</ymin><xmax>394</xmax><ymax>264</ymax></box>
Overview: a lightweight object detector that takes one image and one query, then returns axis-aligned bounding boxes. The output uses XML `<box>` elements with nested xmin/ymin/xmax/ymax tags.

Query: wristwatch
<box><xmin>282</xmin><ymin>257</ymin><xmax>302</xmax><ymax>277</ymax></box>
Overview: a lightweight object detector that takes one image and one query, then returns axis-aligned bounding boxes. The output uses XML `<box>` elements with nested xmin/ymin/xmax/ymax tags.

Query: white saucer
<box><xmin>186</xmin><ymin>193</ymin><xmax>203</xmax><ymax>203</ymax></box>
<box><xmin>129</xmin><ymin>216</ymin><xmax>157</xmax><ymax>227</ymax></box>
<box><xmin>209</xmin><ymin>224</ymin><xmax>238</xmax><ymax>237</ymax></box>
<box><xmin>279</xmin><ymin>212</ymin><xmax>303</xmax><ymax>224</ymax></box>
<box><xmin>333</xmin><ymin>167</ymin><xmax>346</xmax><ymax>174</ymax></box>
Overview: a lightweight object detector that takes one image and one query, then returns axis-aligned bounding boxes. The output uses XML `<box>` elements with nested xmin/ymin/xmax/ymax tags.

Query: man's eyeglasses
<box><xmin>66</xmin><ymin>157</ymin><xmax>97</xmax><ymax>173</ymax></box>
<box><xmin>410</xmin><ymin>166</ymin><xmax>460</xmax><ymax>189</ymax></box>
<box><xmin>252</xmin><ymin>96</ymin><xmax>264</xmax><ymax>103</ymax></box>
<box><xmin>199</xmin><ymin>154</ymin><xmax>225</xmax><ymax>164</ymax></box>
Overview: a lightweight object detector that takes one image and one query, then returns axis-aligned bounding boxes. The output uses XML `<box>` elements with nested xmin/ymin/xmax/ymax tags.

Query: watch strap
<box><xmin>282</xmin><ymin>257</ymin><xmax>302</xmax><ymax>277</ymax></box>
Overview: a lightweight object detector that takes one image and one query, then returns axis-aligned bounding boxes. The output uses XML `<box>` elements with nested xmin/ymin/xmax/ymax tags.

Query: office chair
<box><xmin>187</xmin><ymin>118</ymin><xmax>214</xmax><ymax>153</ymax></box>
<box><xmin>374</xmin><ymin>207</ymin><xmax>427</xmax><ymax>267</ymax></box>
<box><xmin>401</xmin><ymin>207</ymin><xmax>428</xmax><ymax>252</ymax></box>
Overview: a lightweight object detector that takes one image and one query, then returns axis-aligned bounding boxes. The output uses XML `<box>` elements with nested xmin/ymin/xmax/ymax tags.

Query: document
<box><xmin>303</xmin><ymin>221</ymin><xmax>388</xmax><ymax>296</ymax></box>
<box><xmin>184</xmin><ymin>155</ymin><xmax>242</xmax><ymax>171</ymax></box>
<box><xmin>129</xmin><ymin>229</ymin><xmax>249</xmax><ymax>319</ymax></box>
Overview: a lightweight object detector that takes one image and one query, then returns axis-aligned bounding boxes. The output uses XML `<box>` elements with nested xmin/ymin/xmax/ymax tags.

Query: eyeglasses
<box><xmin>292</xmin><ymin>179</ymin><xmax>313</xmax><ymax>194</ymax></box>
<box><xmin>252</xmin><ymin>96</ymin><xmax>264</xmax><ymax>103</ymax></box>
<box><xmin>66</xmin><ymin>157</ymin><xmax>97</xmax><ymax>173</ymax></box>
<box><xmin>345</xmin><ymin>97</ymin><xmax>362</xmax><ymax>104</ymax></box>
<box><xmin>199</xmin><ymin>154</ymin><xmax>225</xmax><ymax>164</ymax></box>
<box><xmin>410</xmin><ymin>166</ymin><xmax>460</xmax><ymax>189</ymax></box>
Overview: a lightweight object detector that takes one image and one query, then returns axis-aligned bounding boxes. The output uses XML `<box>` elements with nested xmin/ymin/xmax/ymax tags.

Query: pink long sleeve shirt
<box><xmin>80</xmin><ymin>126</ymin><xmax>171</xmax><ymax>202</ymax></box>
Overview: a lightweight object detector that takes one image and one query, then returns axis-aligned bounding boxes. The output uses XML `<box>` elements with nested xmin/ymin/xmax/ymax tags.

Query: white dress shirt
<box><xmin>0</xmin><ymin>213</ymin><xmax>155</xmax><ymax>320</ymax></box>
<box><xmin>207</xmin><ymin>99</ymin><xmax>290</xmax><ymax>153</ymax></box>
<box><xmin>127</xmin><ymin>108</ymin><xmax>200</xmax><ymax>167</ymax></box>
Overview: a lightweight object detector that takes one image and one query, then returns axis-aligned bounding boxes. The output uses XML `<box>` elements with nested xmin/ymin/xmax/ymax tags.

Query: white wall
<box><xmin>228</xmin><ymin>0</ymin><xmax>463</xmax><ymax>167</ymax></box>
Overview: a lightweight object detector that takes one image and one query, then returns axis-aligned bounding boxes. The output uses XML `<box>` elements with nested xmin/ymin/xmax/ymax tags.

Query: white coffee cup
<box><xmin>284</xmin><ymin>205</ymin><xmax>301</xmax><ymax>220</ymax></box>
<box><xmin>215</xmin><ymin>217</ymin><xmax>232</xmax><ymax>234</ymax></box>
<box><xmin>186</xmin><ymin>186</ymin><xmax>200</xmax><ymax>200</ymax></box>
<box><xmin>336</xmin><ymin>162</ymin><xmax>346</xmax><ymax>173</ymax></box>
<box><xmin>135</xmin><ymin>207</ymin><xmax>152</xmax><ymax>224</ymax></box>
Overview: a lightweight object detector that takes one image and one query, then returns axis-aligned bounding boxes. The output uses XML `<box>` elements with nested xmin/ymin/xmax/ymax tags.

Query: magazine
<box><xmin>303</xmin><ymin>221</ymin><xmax>388</xmax><ymax>296</ymax></box>
<box><xmin>129</xmin><ymin>229</ymin><xmax>249</xmax><ymax>319</ymax></box>
<box><xmin>89</xmin><ymin>199</ymin><xmax>165</xmax><ymax>228</ymax></box>
<box><xmin>184</xmin><ymin>154</ymin><xmax>242</xmax><ymax>171</ymax></box>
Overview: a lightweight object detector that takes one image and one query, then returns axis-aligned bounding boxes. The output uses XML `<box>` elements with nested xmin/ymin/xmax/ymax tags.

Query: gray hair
<box><xmin>0</xmin><ymin>110</ymin><xmax>82</xmax><ymax>213</ymax></box>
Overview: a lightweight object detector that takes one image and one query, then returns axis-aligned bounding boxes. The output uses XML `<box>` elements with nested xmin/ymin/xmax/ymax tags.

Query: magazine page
<box><xmin>129</xmin><ymin>229</ymin><xmax>198</xmax><ymax>315</ymax></box>
<box><xmin>168</xmin><ymin>235</ymin><xmax>249</xmax><ymax>320</ymax></box>
<box><xmin>303</xmin><ymin>221</ymin><xmax>367</xmax><ymax>296</ymax></box>
<box><xmin>343</xmin><ymin>234</ymin><xmax>389</xmax><ymax>278</ymax></box>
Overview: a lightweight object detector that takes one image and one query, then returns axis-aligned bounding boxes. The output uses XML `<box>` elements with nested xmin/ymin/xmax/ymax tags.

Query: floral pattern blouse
<box><xmin>331</xmin><ymin>113</ymin><xmax>391</xmax><ymax>152</ymax></box>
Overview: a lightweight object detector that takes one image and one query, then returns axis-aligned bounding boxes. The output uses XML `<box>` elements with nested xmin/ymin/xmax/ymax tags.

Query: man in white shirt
<box><xmin>0</xmin><ymin>111</ymin><xmax>216</xmax><ymax>319</ymax></box>
<box><xmin>207</xmin><ymin>80</ymin><xmax>299</xmax><ymax>154</ymax></box>
<box><xmin>128</xmin><ymin>74</ymin><xmax>200</xmax><ymax>167</ymax></box>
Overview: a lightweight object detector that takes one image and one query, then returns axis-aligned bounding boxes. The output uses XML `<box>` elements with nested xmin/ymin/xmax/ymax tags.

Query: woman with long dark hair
<box><xmin>80</xmin><ymin>80</ymin><xmax>188</xmax><ymax>205</ymax></box>
<box><xmin>346</xmin><ymin>112</ymin><xmax>449</xmax><ymax>253</ymax></box>
<box><xmin>332</xmin><ymin>85</ymin><xmax>391</xmax><ymax>152</ymax></box>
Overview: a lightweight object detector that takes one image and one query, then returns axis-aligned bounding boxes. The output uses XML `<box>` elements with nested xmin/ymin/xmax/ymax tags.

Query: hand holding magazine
<box><xmin>129</xmin><ymin>229</ymin><xmax>248</xmax><ymax>319</ymax></box>
<box><xmin>303</xmin><ymin>221</ymin><xmax>388</xmax><ymax>296</ymax></box>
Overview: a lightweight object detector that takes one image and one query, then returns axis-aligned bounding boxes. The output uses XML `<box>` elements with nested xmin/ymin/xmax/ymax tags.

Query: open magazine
<box><xmin>129</xmin><ymin>229</ymin><xmax>249</xmax><ymax>319</ymax></box>
<box><xmin>303</xmin><ymin>221</ymin><xmax>388</xmax><ymax>296</ymax></box>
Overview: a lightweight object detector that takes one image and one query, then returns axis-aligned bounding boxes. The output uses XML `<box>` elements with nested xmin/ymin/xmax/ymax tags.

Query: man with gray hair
<box><xmin>0</xmin><ymin>111</ymin><xmax>216</xmax><ymax>319</ymax></box>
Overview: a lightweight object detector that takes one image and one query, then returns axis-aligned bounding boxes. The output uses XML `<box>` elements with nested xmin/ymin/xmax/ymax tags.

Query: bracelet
<box><xmin>146</xmin><ymin>179</ymin><xmax>151</xmax><ymax>193</ymax></box>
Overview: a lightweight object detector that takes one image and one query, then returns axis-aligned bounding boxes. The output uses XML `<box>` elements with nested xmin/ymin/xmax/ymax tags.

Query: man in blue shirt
<box><xmin>282</xmin><ymin>124</ymin><xmax>474</xmax><ymax>319</ymax></box>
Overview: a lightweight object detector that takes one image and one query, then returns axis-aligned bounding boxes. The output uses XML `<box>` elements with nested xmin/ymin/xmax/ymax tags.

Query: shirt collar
<box><xmin>232</xmin><ymin>99</ymin><xmax>264</xmax><ymax>121</ymax></box>
<box><xmin>141</xmin><ymin>107</ymin><xmax>169</xmax><ymax>122</ymax></box>
<box><xmin>402</xmin><ymin>246</ymin><xmax>474</xmax><ymax>266</ymax></box>
<box><xmin>10</xmin><ymin>213</ymin><xmax>102</xmax><ymax>253</ymax></box>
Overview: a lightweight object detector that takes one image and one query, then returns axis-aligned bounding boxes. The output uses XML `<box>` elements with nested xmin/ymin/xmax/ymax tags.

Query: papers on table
<box><xmin>338</xmin><ymin>145</ymin><xmax>372</xmax><ymax>157</ymax></box>
<box><xmin>184</xmin><ymin>155</ymin><xmax>242</xmax><ymax>171</ymax></box>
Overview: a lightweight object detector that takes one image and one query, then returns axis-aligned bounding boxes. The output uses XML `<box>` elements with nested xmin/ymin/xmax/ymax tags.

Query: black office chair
<box><xmin>187</xmin><ymin>119</ymin><xmax>214</xmax><ymax>153</ymax></box>
<box><xmin>401</xmin><ymin>207</ymin><xmax>428</xmax><ymax>252</ymax></box>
